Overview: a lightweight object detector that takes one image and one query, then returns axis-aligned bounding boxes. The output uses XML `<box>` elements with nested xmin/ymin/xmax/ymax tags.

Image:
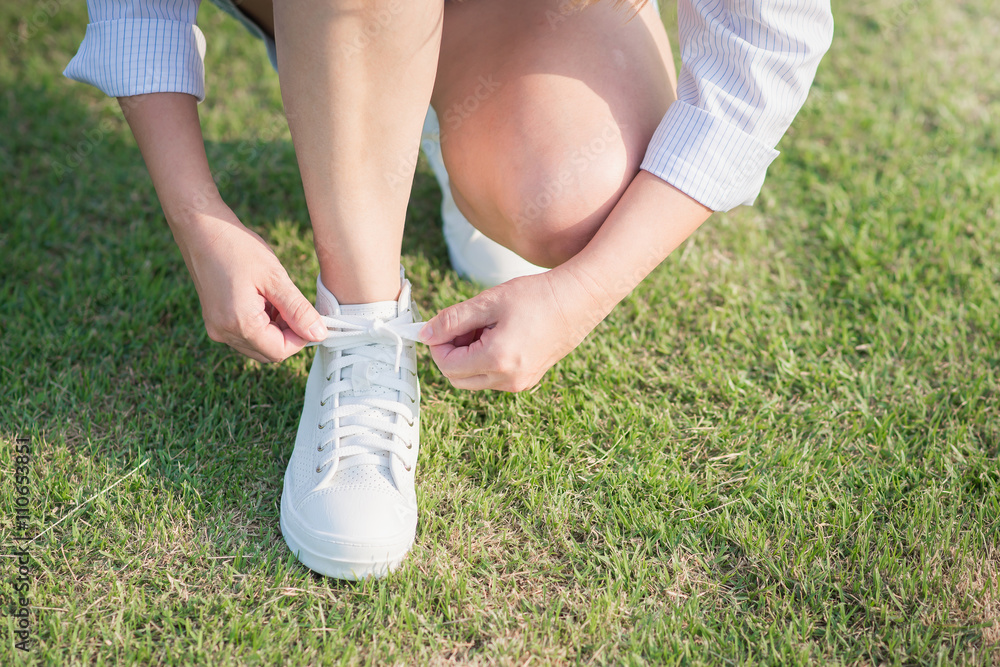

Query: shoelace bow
<box><xmin>307</xmin><ymin>314</ymin><xmax>425</xmax><ymax>474</ymax></box>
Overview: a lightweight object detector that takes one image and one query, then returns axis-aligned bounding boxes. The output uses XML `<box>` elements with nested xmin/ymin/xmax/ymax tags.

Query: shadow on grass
<box><xmin>0</xmin><ymin>80</ymin><xmax>451</xmax><ymax>565</ymax></box>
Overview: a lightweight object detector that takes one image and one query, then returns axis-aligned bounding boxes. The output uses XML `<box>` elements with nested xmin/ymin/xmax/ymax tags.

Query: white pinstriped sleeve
<box><xmin>64</xmin><ymin>0</ymin><xmax>207</xmax><ymax>101</ymax></box>
<box><xmin>642</xmin><ymin>0</ymin><xmax>834</xmax><ymax>211</ymax></box>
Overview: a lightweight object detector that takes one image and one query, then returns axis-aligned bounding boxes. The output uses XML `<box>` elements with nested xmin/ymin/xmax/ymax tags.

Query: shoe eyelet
<box><xmin>318</xmin><ymin>423</ymin><xmax>325</xmax><ymax>430</ymax></box>
<box><xmin>320</xmin><ymin>399</ymin><xmax>327</xmax><ymax>406</ymax></box>
<box><xmin>316</xmin><ymin>465</ymin><xmax>324</xmax><ymax>473</ymax></box>
<box><xmin>404</xmin><ymin>465</ymin><xmax>412</xmax><ymax>472</ymax></box>
<box><xmin>405</xmin><ymin>443</ymin><xmax>412</xmax><ymax>450</ymax></box>
<box><xmin>325</xmin><ymin>374</ymin><xmax>333</xmax><ymax>381</ymax></box>
<box><xmin>317</xmin><ymin>445</ymin><xmax>324</xmax><ymax>452</ymax></box>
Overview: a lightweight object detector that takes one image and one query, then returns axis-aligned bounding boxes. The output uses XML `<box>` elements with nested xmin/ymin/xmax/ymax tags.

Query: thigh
<box><xmin>234</xmin><ymin>0</ymin><xmax>275</xmax><ymax>38</ymax></box>
<box><xmin>434</xmin><ymin>0</ymin><xmax>676</xmax><ymax>113</ymax></box>
<box><xmin>432</xmin><ymin>0</ymin><xmax>677</xmax><ymax>264</ymax></box>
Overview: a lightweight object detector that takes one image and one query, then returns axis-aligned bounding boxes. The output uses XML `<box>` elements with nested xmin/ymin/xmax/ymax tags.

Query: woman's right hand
<box><xmin>171</xmin><ymin>201</ymin><xmax>328</xmax><ymax>363</ymax></box>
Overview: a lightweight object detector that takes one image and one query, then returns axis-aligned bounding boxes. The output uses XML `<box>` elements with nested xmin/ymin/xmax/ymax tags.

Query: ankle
<box><xmin>317</xmin><ymin>269</ymin><xmax>401</xmax><ymax>305</ymax></box>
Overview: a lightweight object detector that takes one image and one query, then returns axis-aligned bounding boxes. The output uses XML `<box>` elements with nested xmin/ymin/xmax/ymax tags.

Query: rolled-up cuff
<box><xmin>64</xmin><ymin>19</ymin><xmax>207</xmax><ymax>101</ymax></box>
<box><xmin>641</xmin><ymin>101</ymin><xmax>780</xmax><ymax>212</ymax></box>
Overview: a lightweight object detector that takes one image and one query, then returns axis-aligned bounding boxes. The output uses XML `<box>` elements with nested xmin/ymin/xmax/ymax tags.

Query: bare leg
<box><xmin>274</xmin><ymin>0</ymin><xmax>443</xmax><ymax>303</ymax></box>
<box><xmin>432</xmin><ymin>0</ymin><xmax>676</xmax><ymax>268</ymax></box>
<box><xmin>235</xmin><ymin>0</ymin><xmax>275</xmax><ymax>37</ymax></box>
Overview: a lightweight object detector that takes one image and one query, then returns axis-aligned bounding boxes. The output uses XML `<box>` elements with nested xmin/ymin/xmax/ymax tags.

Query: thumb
<box><xmin>420</xmin><ymin>293</ymin><xmax>498</xmax><ymax>345</ymax></box>
<box><xmin>264</xmin><ymin>272</ymin><xmax>327</xmax><ymax>342</ymax></box>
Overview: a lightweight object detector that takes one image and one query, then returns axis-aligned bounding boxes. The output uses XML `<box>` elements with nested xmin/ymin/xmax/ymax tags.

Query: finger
<box><xmin>448</xmin><ymin>373</ymin><xmax>495</xmax><ymax>391</ymax></box>
<box><xmin>272</xmin><ymin>311</ymin><xmax>288</xmax><ymax>331</ymax></box>
<box><xmin>429</xmin><ymin>337</ymin><xmax>493</xmax><ymax>379</ymax></box>
<box><xmin>281</xmin><ymin>327</ymin><xmax>309</xmax><ymax>349</ymax></box>
<box><xmin>254</xmin><ymin>323</ymin><xmax>310</xmax><ymax>362</ymax></box>
<box><xmin>230</xmin><ymin>341</ymin><xmax>273</xmax><ymax>364</ymax></box>
<box><xmin>452</xmin><ymin>327</ymin><xmax>485</xmax><ymax>348</ymax></box>
<box><xmin>419</xmin><ymin>293</ymin><xmax>498</xmax><ymax>345</ymax></box>
<box><xmin>264</xmin><ymin>272</ymin><xmax>327</xmax><ymax>342</ymax></box>
<box><xmin>240</xmin><ymin>308</ymin><xmax>309</xmax><ymax>362</ymax></box>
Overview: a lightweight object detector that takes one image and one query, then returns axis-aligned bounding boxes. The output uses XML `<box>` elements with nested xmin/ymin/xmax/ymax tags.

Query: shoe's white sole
<box><xmin>279</xmin><ymin>491</ymin><xmax>414</xmax><ymax>580</ymax></box>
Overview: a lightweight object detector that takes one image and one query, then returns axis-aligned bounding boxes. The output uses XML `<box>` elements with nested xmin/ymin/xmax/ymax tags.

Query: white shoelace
<box><xmin>307</xmin><ymin>314</ymin><xmax>424</xmax><ymax>476</ymax></box>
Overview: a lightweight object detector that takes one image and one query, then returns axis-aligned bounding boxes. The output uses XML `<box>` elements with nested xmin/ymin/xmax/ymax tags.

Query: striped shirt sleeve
<box><xmin>64</xmin><ymin>0</ymin><xmax>207</xmax><ymax>101</ymax></box>
<box><xmin>642</xmin><ymin>0</ymin><xmax>835</xmax><ymax>211</ymax></box>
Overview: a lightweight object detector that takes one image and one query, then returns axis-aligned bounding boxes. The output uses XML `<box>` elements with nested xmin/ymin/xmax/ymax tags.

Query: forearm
<box><xmin>119</xmin><ymin>92</ymin><xmax>325</xmax><ymax>362</ymax></box>
<box><xmin>118</xmin><ymin>92</ymin><xmax>223</xmax><ymax>228</ymax></box>
<box><xmin>556</xmin><ymin>170</ymin><xmax>712</xmax><ymax>319</ymax></box>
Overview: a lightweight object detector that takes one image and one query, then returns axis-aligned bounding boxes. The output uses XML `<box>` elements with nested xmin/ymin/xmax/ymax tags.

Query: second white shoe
<box><xmin>421</xmin><ymin>107</ymin><xmax>548</xmax><ymax>287</ymax></box>
<box><xmin>280</xmin><ymin>270</ymin><xmax>423</xmax><ymax>580</ymax></box>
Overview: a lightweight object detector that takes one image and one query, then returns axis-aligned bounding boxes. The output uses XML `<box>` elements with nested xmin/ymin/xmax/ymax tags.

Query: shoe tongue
<box><xmin>334</xmin><ymin>298</ymin><xmax>403</xmax><ymax>466</ymax></box>
<box><xmin>337</xmin><ymin>299</ymin><xmax>400</xmax><ymax>396</ymax></box>
<box><xmin>339</xmin><ymin>300</ymin><xmax>399</xmax><ymax>320</ymax></box>
<box><xmin>313</xmin><ymin>275</ymin><xmax>412</xmax><ymax>476</ymax></box>
<box><xmin>316</xmin><ymin>276</ymin><xmax>400</xmax><ymax>320</ymax></box>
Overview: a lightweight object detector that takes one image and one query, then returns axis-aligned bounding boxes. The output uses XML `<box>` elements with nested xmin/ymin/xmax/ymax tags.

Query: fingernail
<box><xmin>310</xmin><ymin>322</ymin><xmax>327</xmax><ymax>340</ymax></box>
<box><xmin>419</xmin><ymin>324</ymin><xmax>433</xmax><ymax>342</ymax></box>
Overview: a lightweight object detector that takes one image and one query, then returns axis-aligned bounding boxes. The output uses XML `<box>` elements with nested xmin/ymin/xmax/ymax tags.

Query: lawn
<box><xmin>1</xmin><ymin>0</ymin><xmax>998</xmax><ymax>664</ymax></box>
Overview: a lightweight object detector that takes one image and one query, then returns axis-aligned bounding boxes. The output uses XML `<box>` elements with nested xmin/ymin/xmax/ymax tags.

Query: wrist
<box><xmin>557</xmin><ymin>171</ymin><xmax>713</xmax><ymax>311</ymax></box>
<box><xmin>547</xmin><ymin>262</ymin><xmax>618</xmax><ymax>327</ymax></box>
<box><xmin>160</xmin><ymin>184</ymin><xmax>227</xmax><ymax>231</ymax></box>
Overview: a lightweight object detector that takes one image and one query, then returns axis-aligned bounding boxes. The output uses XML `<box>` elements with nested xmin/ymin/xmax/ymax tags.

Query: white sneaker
<box><xmin>280</xmin><ymin>269</ymin><xmax>424</xmax><ymax>580</ymax></box>
<box><xmin>421</xmin><ymin>108</ymin><xmax>548</xmax><ymax>287</ymax></box>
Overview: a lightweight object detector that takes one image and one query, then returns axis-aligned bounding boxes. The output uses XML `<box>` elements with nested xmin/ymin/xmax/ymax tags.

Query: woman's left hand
<box><xmin>419</xmin><ymin>270</ymin><xmax>612</xmax><ymax>392</ymax></box>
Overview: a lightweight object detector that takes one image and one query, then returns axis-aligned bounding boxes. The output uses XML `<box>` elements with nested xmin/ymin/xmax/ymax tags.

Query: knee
<box><xmin>449</xmin><ymin>123</ymin><xmax>634</xmax><ymax>269</ymax></box>
<box><xmin>500</xmin><ymin>134</ymin><xmax>633</xmax><ymax>268</ymax></box>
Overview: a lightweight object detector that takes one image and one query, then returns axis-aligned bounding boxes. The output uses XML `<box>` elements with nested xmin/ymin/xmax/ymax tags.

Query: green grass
<box><xmin>2</xmin><ymin>0</ymin><xmax>999</xmax><ymax>664</ymax></box>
